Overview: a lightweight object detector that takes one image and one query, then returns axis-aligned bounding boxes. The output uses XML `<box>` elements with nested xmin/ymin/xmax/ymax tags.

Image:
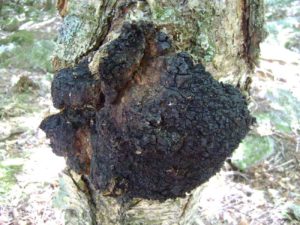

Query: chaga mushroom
<box><xmin>40</xmin><ymin>22</ymin><xmax>254</xmax><ymax>200</ymax></box>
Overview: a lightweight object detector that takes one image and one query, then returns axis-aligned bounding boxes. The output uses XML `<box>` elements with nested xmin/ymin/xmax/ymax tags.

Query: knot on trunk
<box><xmin>40</xmin><ymin>21</ymin><xmax>254</xmax><ymax>200</ymax></box>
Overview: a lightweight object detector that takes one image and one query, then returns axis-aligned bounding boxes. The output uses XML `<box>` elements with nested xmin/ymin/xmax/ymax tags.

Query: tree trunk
<box><xmin>49</xmin><ymin>0</ymin><xmax>265</xmax><ymax>224</ymax></box>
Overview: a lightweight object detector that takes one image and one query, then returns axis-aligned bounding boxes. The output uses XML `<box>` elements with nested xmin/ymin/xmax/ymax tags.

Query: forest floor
<box><xmin>0</xmin><ymin>2</ymin><xmax>300</xmax><ymax>225</ymax></box>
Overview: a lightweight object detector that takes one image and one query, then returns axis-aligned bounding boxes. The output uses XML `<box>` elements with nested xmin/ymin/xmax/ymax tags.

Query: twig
<box><xmin>223</xmin><ymin>171</ymin><xmax>250</xmax><ymax>182</ymax></box>
<box><xmin>268</xmin><ymin>159</ymin><xmax>295</xmax><ymax>171</ymax></box>
<box><xmin>179</xmin><ymin>192</ymin><xmax>193</xmax><ymax>219</ymax></box>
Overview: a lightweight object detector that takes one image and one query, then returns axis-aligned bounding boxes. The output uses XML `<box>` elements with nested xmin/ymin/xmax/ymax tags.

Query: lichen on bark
<box><xmin>52</xmin><ymin>0</ymin><xmax>118</xmax><ymax>70</ymax></box>
<box><xmin>52</xmin><ymin>0</ymin><xmax>265</xmax><ymax>88</ymax></box>
<box><xmin>144</xmin><ymin>0</ymin><xmax>265</xmax><ymax>86</ymax></box>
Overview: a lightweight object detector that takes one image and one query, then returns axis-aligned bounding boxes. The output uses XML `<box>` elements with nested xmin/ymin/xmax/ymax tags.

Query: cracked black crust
<box><xmin>41</xmin><ymin>22</ymin><xmax>254</xmax><ymax>201</ymax></box>
<box><xmin>40</xmin><ymin>108</ymin><xmax>96</xmax><ymax>173</ymax></box>
<box><xmin>51</xmin><ymin>57</ymin><xmax>102</xmax><ymax>110</ymax></box>
<box><xmin>98</xmin><ymin>23</ymin><xmax>145</xmax><ymax>103</ymax></box>
<box><xmin>91</xmin><ymin>52</ymin><xmax>254</xmax><ymax>200</ymax></box>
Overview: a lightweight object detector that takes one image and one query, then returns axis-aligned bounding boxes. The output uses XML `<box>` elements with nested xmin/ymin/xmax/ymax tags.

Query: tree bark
<box><xmin>50</xmin><ymin>0</ymin><xmax>265</xmax><ymax>224</ymax></box>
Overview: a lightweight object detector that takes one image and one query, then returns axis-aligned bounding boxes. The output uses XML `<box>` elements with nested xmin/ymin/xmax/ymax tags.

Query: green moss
<box><xmin>266</xmin><ymin>89</ymin><xmax>300</xmax><ymax>133</ymax></box>
<box><xmin>153</xmin><ymin>7</ymin><xmax>177</xmax><ymax>22</ymax></box>
<box><xmin>0</xmin><ymin>92</ymin><xmax>41</xmax><ymax>118</ymax></box>
<box><xmin>0</xmin><ymin>159</ymin><xmax>24</xmax><ymax>196</ymax></box>
<box><xmin>231</xmin><ymin>135</ymin><xmax>275</xmax><ymax>171</ymax></box>
<box><xmin>0</xmin><ymin>18</ymin><xmax>20</xmax><ymax>32</ymax></box>
<box><xmin>0</xmin><ymin>4</ymin><xmax>23</xmax><ymax>19</ymax></box>
<box><xmin>0</xmin><ymin>39</ymin><xmax>55</xmax><ymax>72</ymax></box>
<box><xmin>30</xmin><ymin>40</ymin><xmax>55</xmax><ymax>72</ymax></box>
<box><xmin>0</xmin><ymin>30</ymin><xmax>34</xmax><ymax>46</ymax></box>
<box><xmin>0</xmin><ymin>1</ymin><xmax>56</xmax><ymax>27</ymax></box>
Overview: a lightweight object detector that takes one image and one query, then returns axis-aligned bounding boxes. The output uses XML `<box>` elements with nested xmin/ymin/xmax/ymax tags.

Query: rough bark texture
<box><xmin>42</xmin><ymin>0</ymin><xmax>265</xmax><ymax>224</ymax></box>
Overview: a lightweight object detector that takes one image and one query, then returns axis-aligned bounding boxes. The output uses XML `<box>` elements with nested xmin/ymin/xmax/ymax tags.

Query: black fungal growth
<box><xmin>40</xmin><ymin>22</ymin><xmax>254</xmax><ymax>201</ymax></box>
<box><xmin>51</xmin><ymin>58</ymin><xmax>102</xmax><ymax>109</ymax></box>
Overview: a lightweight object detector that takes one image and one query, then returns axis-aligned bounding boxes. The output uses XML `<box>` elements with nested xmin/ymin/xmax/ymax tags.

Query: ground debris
<box><xmin>12</xmin><ymin>75</ymin><xmax>39</xmax><ymax>93</ymax></box>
